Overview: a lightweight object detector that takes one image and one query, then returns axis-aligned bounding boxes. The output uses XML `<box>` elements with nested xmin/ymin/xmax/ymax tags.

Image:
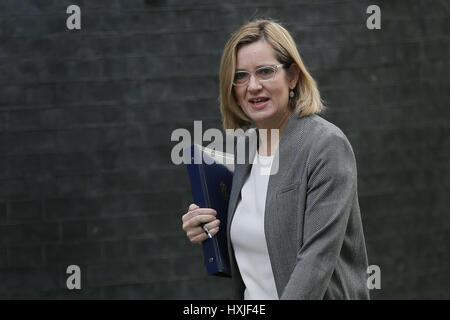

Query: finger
<box><xmin>182</xmin><ymin>208</ymin><xmax>216</xmax><ymax>223</ymax></box>
<box><xmin>183</xmin><ymin>206</ymin><xmax>217</xmax><ymax>221</ymax></box>
<box><xmin>190</xmin><ymin>231</ymin><xmax>210</xmax><ymax>244</ymax></box>
<box><xmin>209</xmin><ymin>226</ymin><xmax>219</xmax><ymax>237</ymax></box>
<box><xmin>187</xmin><ymin>226</ymin><xmax>204</xmax><ymax>239</ymax></box>
<box><xmin>204</xmin><ymin>219</ymin><xmax>220</xmax><ymax>230</ymax></box>
<box><xmin>189</xmin><ymin>203</ymin><xmax>199</xmax><ymax>211</ymax></box>
<box><xmin>183</xmin><ymin>204</ymin><xmax>201</xmax><ymax>223</ymax></box>
<box><xmin>188</xmin><ymin>219</ymin><xmax>220</xmax><ymax>237</ymax></box>
<box><xmin>188</xmin><ymin>220</ymin><xmax>220</xmax><ymax>240</ymax></box>
<box><xmin>182</xmin><ymin>208</ymin><xmax>201</xmax><ymax>223</ymax></box>
<box><xmin>189</xmin><ymin>214</ymin><xmax>217</xmax><ymax>229</ymax></box>
<box><xmin>183</xmin><ymin>214</ymin><xmax>216</xmax><ymax>232</ymax></box>
<box><xmin>191</xmin><ymin>208</ymin><xmax>217</xmax><ymax>216</ymax></box>
<box><xmin>190</xmin><ymin>225</ymin><xmax>220</xmax><ymax>243</ymax></box>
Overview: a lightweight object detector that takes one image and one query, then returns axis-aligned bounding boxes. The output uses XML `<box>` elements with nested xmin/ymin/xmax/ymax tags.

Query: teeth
<box><xmin>251</xmin><ymin>98</ymin><xmax>266</xmax><ymax>103</ymax></box>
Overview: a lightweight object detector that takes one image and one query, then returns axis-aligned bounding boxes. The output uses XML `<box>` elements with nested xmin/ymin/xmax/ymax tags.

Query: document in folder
<box><xmin>184</xmin><ymin>144</ymin><xmax>233</xmax><ymax>277</ymax></box>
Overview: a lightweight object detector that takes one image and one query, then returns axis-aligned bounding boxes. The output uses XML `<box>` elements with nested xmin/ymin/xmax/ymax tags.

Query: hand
<box><xmin>182</xmin><ymin>204</ymin><xmax>221</xmax><ymax>243</ymax></box>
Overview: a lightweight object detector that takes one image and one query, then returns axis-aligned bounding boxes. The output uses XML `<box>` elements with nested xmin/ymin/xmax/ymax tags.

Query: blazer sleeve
<box><xmin>280</xmin><ymin>129</ymin><xmax>358</xmax><ymax>299</ymax></box>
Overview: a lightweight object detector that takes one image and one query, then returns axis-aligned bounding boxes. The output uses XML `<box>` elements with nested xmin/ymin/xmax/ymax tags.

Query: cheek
<box><xmin>233</xmin><ymin>88</ymin><xmax>245</xmax><ymax>105</ymax></box>
<box><xmin>272</xmin><ymin>85</ymin><xmax>289</xmax><ymax>104</ymax></box>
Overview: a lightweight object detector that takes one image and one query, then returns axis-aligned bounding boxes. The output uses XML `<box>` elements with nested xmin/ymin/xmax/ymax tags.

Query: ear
<box><xmin>287</xmin><ymin>63</ymin><xmax>300</xmax><ymax>90</ymax></box>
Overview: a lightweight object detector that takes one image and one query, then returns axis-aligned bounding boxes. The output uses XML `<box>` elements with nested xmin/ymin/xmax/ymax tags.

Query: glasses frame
<box><xmin>232</xmin><ymin>64</ymin><xmax>284</xmax><ymax>86</ymax></box>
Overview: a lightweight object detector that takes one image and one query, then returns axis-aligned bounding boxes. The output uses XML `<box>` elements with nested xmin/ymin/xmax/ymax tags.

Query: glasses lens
<box><xmin>256</xmin><ymin>67</ymin><xmax>276</xmax><ymax>80</ymax></box>
<box><xmin>234</xmin><ymin>71</ymin><xmax>249</xmax><ymax>85</ymax></box>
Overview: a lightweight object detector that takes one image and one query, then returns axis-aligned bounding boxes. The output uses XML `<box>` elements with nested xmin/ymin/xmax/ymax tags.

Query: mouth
<box><xmin>248</xmin><ymin>97</ymin><xmax>270</xmax><ymax>108</ymax></box>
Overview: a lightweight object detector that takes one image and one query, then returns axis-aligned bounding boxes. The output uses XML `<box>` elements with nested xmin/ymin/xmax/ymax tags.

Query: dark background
<box><xmin>0</xmin><ymin>0</ymin><xmax>449</xmax><ymax>299</ymax></box>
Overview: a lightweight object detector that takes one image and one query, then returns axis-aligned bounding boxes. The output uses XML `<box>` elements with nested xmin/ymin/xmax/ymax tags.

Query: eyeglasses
<box><xmin>232</xmin><ymin>64</ymin><xmax>284</xmax><ymax>86</ymax></box>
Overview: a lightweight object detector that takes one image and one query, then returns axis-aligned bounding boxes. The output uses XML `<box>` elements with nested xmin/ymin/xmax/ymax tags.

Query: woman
<box><xmin>182</xmin><ymin>19</ymin><xmax>369</xmax><ymax>300</ymax></box>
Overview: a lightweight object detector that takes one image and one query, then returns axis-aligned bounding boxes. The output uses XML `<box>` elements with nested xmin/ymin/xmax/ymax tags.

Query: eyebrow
<box><xmin>235</xmin><ymin>64</ymin><xmax>276</xmax><ymax>71</ymax></box>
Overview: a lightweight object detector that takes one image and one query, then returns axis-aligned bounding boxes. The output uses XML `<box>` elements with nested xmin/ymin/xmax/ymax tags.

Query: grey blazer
<box><xmin>226</xmin><ymin>113</ymin><xmax>370</xmax><ymax>300</ymax></box>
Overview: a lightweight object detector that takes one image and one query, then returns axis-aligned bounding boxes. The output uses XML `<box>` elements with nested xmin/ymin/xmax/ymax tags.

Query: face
<box><xmin>233</xmin><ymin>39</ymin><xmax>298</xmax><ymax>129</ymax></box>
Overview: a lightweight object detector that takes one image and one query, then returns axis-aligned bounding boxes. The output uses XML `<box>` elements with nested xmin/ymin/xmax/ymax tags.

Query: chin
<box><xmin>247</xmin><ymin>111</ymin><xmax>277</xmax><ymax>126</ymax></box>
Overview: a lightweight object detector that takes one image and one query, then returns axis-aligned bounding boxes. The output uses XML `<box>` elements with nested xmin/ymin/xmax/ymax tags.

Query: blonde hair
<box><xmin>219</xmin><ymin>19</ymin><xmax>325</xmax><ymax>130</ymax></box>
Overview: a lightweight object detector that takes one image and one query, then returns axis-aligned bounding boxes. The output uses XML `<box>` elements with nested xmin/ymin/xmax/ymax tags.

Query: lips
<box><xmin>248</xmin><ymin>96</ymin><xmax>270</xmax><ymax>110</ymax></box>
<box><xmin>248</xmin><ymin>96</ymin><xmax>269</xmax><ymax>104</ymax></box>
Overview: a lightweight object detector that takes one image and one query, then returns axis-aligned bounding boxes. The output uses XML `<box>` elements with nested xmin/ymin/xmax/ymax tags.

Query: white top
<box><xmin>230</xmin><ymin>152</ymin><xmax>278</xmax><ymax>300</ymax></box>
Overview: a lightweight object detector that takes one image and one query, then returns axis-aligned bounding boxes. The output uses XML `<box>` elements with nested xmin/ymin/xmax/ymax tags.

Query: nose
<box><xmin>247</xmin><ymin>74</ymin><xmax>262</xmax><ymax>92</ymax></box>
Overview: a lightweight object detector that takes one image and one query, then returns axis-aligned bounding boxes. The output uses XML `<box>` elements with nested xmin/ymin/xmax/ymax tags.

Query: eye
<box><xmin>234</xmin><ymin>71</ymin><xmax>249</xmax><ymax>83</ymax></box>
<box><xmin>257</xmin><ymin>67</ymin><xmax>275</xmax><ymax>79</ymax></box>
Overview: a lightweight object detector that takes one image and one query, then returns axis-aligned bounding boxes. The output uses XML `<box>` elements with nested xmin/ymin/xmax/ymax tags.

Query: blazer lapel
<box><xmin>264</xmin><ymin>112</ymin><xmax>309</xmax><ymax>297</ymax></box>
<box><xmin>266</xmin><ymin>111</ymin><xmax>301</xmax><ymax>193</ymax></box>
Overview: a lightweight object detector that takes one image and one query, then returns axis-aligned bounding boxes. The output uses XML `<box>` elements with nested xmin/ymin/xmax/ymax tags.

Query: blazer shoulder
<box><xmin>306</xmin><ymin>114</ymin><xmax>357</xmax><ymax>163</ymax></box>
<box><xmin>295</xmin><ymin>115</ymin><xmax>356</xmax><ymax>160</ymax></box>
<box><xmin>305</xmin><ymin>114</ymin><xmax>349</xmax><ymax>141</ymax></box>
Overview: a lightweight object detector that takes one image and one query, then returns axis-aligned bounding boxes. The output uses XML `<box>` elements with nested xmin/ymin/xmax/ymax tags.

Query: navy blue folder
<box><xmin>184</xmin><ymin>144</ymin><xmax>233</xmax><ymax>277</ymax></box>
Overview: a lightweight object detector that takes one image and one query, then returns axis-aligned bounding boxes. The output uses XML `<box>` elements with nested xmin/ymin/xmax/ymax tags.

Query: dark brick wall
<box><xmin>0</xmin><ymin>0</ymin><xmax>448</xmax><ymax>299</ymax></box>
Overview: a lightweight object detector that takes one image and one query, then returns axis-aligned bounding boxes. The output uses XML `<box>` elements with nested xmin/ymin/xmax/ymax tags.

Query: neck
<box><xmin>256</xmin><ymin>110</ymin><xmax>292</xmax><ymax>156</ymax></box>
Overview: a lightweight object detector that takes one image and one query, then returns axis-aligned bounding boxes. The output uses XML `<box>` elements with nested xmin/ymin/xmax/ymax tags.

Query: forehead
<box><xmin>236</xmin><ymin>39</ymin><xmax>277</xmax><ymax>69</ymax></box>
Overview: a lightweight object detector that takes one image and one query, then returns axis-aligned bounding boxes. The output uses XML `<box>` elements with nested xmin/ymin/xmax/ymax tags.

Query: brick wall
<box><xmin>0</xmin><ymin>0</ymin><xmax>448</xmax><ymax>299</ymax></box>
